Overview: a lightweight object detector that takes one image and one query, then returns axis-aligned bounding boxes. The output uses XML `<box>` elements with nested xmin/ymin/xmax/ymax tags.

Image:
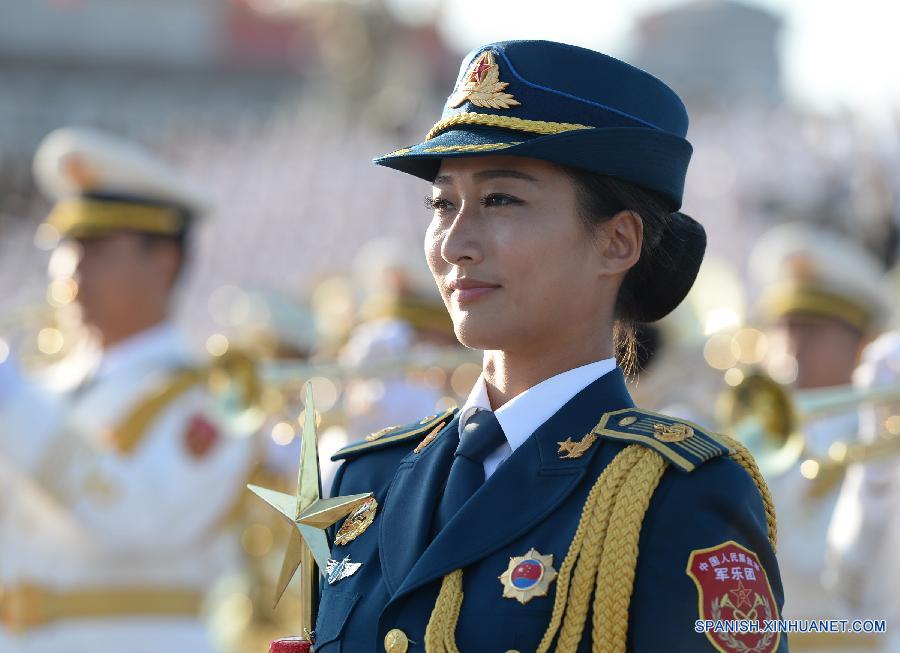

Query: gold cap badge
<box><xmin>448</xmin><ymin>51</ymin><xmax>520</xmax><ymax>110</ymax></box>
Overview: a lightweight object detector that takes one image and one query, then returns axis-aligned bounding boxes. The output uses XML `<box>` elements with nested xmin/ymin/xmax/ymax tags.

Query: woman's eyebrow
<box><xmin>433</xmin><ymin>170</ymin><xmax>539</xmax><ymax>185</ymax></box>
<box><xmin>473</xmin><ymin>169</ymin><xmax>538</xmax><ymax>182</ymax></box>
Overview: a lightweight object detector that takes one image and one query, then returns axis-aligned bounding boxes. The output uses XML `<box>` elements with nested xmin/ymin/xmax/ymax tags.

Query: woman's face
<box><xmin>425</xmin><ymin>156</ymin><xmax>632</xmax><ymax>354</ymax></box>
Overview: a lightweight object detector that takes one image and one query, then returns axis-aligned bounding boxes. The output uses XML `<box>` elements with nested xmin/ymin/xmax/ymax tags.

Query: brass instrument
<box><xmin>717</xmin><ymin>369</ymin><xmax>900</xmax><ymax>484</ymax></box>
<box><xmin>797</xmin><ymin>432</ymin><xmax>900</xmax><ymax>497</ymax></box>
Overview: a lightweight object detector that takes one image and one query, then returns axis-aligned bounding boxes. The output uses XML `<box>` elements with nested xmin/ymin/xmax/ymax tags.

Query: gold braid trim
<box><xmin>592</xmin><ymin>450</ymin><xmax>667</xmax><ymax>653</ymax></box>
<box><xmin>422</xmin><ymin>142</ymin><xmax>523</xmax><ymax>154</ymax></box>
<box><xmin>540</xmin><ymin>446</ymin><xmax>666</xmax><ymax>653</ymax></box>
<box><xmin>424</xmin><ymin>569</ymin><xmax>464</xmax><ymax>653</ymax></box>
<box><xmin>540</xmin><ymin>445</ymin><xmax>644</xmax><ymax>652</ymax></box>
<box><xmin>719</xmin><ymin>433</ymin><xmax>779</xmax><ymax>551</ymax></box>
<box><xmin>113</xmin><ymin>350</ymin><xmax>261</xmax><ymax>455</ymax></box>
<box><xmin>47</xmin><ymin>197</ymin><xmax>184</xmax><ymax>238</ymax></box>
<box><xmin>425</xmin><ymin>113</ymin><xmax>593</xmax><ymax>141</ymax></box>
<box><xmin>113</xmin><ymin>369</ymin><xmax>204</xmax><ymax>453</ymax></box>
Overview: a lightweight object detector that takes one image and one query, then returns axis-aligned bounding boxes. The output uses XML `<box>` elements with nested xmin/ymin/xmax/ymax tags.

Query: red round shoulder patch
<box><xmin>686</xmin><ymin>540</ymin><xmax>781</xmax><ymax>653</ymax></box>
<box><xmin>185</xmin><ymin>414</ymin><xmax>220</xmax><ymax>458</ymax></box>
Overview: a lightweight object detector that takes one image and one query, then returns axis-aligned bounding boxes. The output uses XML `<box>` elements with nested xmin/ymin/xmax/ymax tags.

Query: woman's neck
<box><xmin>482</xmin><ymin>334</ymin><xmax>614</xmax><ymax>410</ymax></box>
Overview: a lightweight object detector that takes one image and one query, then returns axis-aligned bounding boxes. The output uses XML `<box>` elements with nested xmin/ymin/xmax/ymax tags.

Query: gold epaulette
<box><xmin>331</xmin><ymin>406</ymin><xmax>458</xmax><ymax>461</ymax></box>
<box><xmin>595</xmin><ymin>408</ymin><xmax>731</xmax><ymax>473</ymax></box>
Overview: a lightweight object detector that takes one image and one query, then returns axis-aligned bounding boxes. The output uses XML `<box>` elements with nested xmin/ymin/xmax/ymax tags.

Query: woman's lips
<box><xmin>454</xmin><ymin>287</ymin><xmax>498</xmax><ymax>302</ymax></box>
<box><xmin>448</xmin><ymin>279</ymin><xmax>501</xmax><ymax>303</ymax></box>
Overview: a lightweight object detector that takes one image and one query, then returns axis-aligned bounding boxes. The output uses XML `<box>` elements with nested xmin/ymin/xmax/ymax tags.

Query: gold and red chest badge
<box><xmin>448</xmin><ymin>51</ymin><xmax>520</xmax><ymax>109</ymax></box>
<box><xmin>686</xmin><ymin>541</ymin><xmax>781</xmax><ymax>653</ymax></box>
<box><xmin>499</xmin><ymin>548</ymin><xmax>557</xmax><ymax>604</ymax></box>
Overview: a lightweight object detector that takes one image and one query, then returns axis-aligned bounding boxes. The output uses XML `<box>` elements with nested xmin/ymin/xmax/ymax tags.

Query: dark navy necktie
<box><xmin>435</xmin><ymin>409</ymin><xmax>507</xmax><ymax>532</ymax></box>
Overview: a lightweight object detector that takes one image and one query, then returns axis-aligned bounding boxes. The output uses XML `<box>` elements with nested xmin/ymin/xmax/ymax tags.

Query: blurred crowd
<box><xmin>2</xmin><ymin>0</ymin><xmax>900</xmax><ymax>652</ymax></box>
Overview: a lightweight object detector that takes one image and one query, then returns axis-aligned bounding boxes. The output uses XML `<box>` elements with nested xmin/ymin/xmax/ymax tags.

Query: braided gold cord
<box><xmin>533</xmin><ymin>459</ymin><xmax>605</xmax><ymax>653</ymax></box>
<box><xmin>592</xmin><ymin>450</ymin><xmax>667</xmax><ymax>653</ymax></box>
<box><xmin>551</xmin><ymin>446</ymin><xmax>646</xmax><ymax>653</ymax></box>
<box><xmin>718</xmin><ymin>434</ymin><xmax>779</xmax><ymax>551</ymax></box>
<box><xmin>425</xmin><ymin>113</ymin><xmax>593</xmax><ymax>141</ymax></box>
<box><xmin>422</xmin><ymin>142</ymin><xmax>523</xmax><ymax>154</ymax></box>
<box><xmin>424</xmin><ymin>569</ymin><xmax>464</xmax><ymax>653</ymax></box>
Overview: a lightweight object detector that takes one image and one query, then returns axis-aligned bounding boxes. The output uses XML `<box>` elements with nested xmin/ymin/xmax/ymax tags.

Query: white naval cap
<box><xmin>32</xmin><ymin>126</ymin><xmax>209</xmax><ymax>239</ymax></box>
<box><xmin>750</xmin><ymin>222</ymin><xmax>890</xmax><ymax>334</ymax></box>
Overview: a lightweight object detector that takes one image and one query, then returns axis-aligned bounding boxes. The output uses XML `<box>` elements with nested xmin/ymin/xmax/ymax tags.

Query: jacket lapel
<box><xmin>377</xmin><ymin>415</ymin><xmax>460</xmax><ymax>595</ymax></box>
<box><xmin>389</xmin><ymin>368</ymin><xmax>634</xmax><ymax>602</ymax></box>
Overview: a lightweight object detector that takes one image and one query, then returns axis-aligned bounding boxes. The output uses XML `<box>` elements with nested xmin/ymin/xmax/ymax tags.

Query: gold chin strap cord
<box><xmin>424</xmin><ymin>437</ymin><xmax>778</xmax><ymax>653</ymax></box>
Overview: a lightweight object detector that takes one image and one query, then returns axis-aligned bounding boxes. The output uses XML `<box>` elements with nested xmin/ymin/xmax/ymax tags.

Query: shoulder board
<box><xmin>332</xmin><ymin>406</ymin><xmax>459</xmax><ymax>461</ymax></box>
<box><xmin>595</xmin><ymin>408</ymin><xmax>731</xmax><ymax>473</ymax></box>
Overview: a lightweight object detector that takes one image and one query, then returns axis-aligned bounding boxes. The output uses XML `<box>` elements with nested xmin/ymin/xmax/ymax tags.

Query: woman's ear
<box><xmin>595</xmin><ymin>210</ymin><xmax>643</xmax><ymax>277</ymax></box>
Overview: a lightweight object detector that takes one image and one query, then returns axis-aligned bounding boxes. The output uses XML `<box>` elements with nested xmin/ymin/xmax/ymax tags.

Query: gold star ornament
<box><xmin>248</xmin><ymin>383</ymin><xmax>372</xmax><ymax>634</ymax></box>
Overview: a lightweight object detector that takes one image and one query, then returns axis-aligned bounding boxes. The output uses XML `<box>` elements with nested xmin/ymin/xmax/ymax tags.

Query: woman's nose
<box><xmin>440</xmin><ymin>204</ymin><xmax>483</xmax><ymax>266</ymax></box>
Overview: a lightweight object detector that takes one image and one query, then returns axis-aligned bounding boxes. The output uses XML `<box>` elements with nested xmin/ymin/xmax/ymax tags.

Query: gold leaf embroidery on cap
<box><xmin>448</xmin><ymin>51</ymin><xmax>520</xmax><ymax>110</ymax></box>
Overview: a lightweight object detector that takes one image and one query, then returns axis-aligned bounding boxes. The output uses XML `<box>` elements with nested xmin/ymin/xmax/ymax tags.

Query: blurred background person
<box><xmin>0</xmin><ymin>128</ymin><xmax>259</xmax><ymax>653</ymax></box>
<box><xmin>339</xmin><ymin>238</ymin><xmax>458</xmax><ymax>433</ymax></box>
<box><xmin>747</xmin><ymin>221</ymin><xmax>890</xmax><ymax>651</ymax></box>
<box><xmin>826</xmin><ymin>330</ymin><xmax>900</xmax><ymax>652</ymax></box>
<box><xmin>332</xmin><ymin>237</ymin><xmax>464</xmax><ymax>488</ymax></box>
<box><xmin>752</xmin><ymin>222</ymin><xmax>889</xmax><ymax>393</ymax></box>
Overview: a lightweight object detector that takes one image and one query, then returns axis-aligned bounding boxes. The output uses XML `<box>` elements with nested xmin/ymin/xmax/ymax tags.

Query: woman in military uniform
<box><xmin>317</xmin><ymin>40</ymin><xmax>785</xmax><ymax>653</ymax></box>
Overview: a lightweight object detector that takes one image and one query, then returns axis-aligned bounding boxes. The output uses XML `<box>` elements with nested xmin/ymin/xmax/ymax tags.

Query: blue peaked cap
<box><xmin>375</xmin><ymin>40</ymin><xmax>693</xmax><ymax>210</ymax></box>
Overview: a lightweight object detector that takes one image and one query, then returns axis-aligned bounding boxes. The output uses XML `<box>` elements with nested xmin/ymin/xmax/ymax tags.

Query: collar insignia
<box><xmin>557</xmin><ymin>431</ymin><xmax>598</xmax><ymax>459</ymax></box>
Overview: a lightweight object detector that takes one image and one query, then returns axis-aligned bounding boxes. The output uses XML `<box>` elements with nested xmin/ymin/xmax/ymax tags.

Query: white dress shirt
<box><xmin>458</xmin><ymin>358</ymin><xmax>617</xmax><ymax>479</ymax></box>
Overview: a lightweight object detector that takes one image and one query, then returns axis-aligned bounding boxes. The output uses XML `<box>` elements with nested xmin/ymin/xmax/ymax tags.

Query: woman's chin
<box><xmin>452</xmin><ymin>317</ymin><xmax>514</xmax><ymax>352</ymax></box>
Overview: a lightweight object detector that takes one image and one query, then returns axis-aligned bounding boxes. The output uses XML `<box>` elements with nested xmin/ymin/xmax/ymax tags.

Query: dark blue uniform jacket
<box><xmin>316</xmin><ymin>368</ymin><xmax>786</xmax><ymax>652</ymax></box>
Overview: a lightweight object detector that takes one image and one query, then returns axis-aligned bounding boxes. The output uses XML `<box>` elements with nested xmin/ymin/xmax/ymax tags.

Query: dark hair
<box><xmin>561</xmin><ymin>166</ymin><xmax>677</xmax><ymax>373</ymax></box>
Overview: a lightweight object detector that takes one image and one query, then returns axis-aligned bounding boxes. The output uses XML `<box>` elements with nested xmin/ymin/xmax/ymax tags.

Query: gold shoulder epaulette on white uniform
<box><xmin>332</xmin><ymin>406</ymin><xmax>458</xmax><ymax>461</ymax></box>
<box><xmin>595</xmin><ymin>408</ymin><xmax>732</xmax><ymax>472</ymax></box>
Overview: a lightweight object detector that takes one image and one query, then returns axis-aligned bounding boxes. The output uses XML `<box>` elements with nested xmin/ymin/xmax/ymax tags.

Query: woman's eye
<box><xmin>425</xmin><ymin>196</ymin><xmax>454</xmax><ymax>212</ymax></box>
<box><xmin>480</xmin><ymin>193</ymin><xmax>521</xmax><ymax>208</ymax></box>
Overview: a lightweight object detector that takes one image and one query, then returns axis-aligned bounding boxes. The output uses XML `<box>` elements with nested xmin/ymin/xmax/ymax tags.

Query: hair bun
<box><xmin>621</xmin><ymin>212</ymin><xmax>706</xmax><ymax>323</ymax></box>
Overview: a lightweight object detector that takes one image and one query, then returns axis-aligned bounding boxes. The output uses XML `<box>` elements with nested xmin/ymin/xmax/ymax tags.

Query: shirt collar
<box><xmin>95</xmin><ymin>321</ymin><xmax>189</xmax><ymax>381</ymax></box>
<box><xmin>458</xmin><ymin>358</ymin><xmax>618</xmax><ymax>454</ymax></box>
